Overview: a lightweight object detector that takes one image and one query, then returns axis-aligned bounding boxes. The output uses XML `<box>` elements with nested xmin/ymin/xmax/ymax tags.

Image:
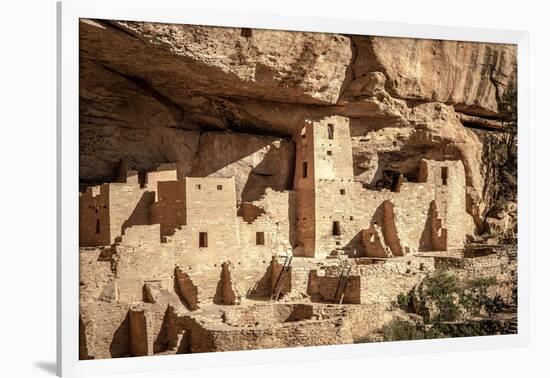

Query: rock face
<box><xmin>79</xmin><ymin>19</ymin><xmax>517</xmax><ymax>233</ymax></box>
<box><xmin>190</xmin><ymin>132</ymin><xmax>294</xmax><ymax>202</ymax></box>
<box><xmin>349</xmin><ymin>36</ymin><xmax>517</xmax><ymax>117</ymax></box>
<box><xmin>116</xmin><ymin>21</ymin><xmax>353</xmax><ymax>105</ymax></box>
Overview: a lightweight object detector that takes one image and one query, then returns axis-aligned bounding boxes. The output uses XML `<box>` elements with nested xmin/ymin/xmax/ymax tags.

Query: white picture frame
<box><xmin>57</xmin><ymin>0</ymin><xmax>530</xmax><ymax>376</ymax></box>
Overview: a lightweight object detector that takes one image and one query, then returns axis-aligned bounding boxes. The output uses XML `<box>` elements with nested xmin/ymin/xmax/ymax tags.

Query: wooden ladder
<box><xmin>271</xmin><ymin>255</ymin><xmax>293</xmax><ymax>301</ymax></box>
<box><xmin>334</xmin><ymin>263</ymin><xmax>352</xmax><ymax>304</ymax></box>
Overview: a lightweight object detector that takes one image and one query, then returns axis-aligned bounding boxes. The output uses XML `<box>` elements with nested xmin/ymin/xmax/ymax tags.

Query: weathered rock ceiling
<box><xmin>80</xmin><ymin>19</ymin><xmax>516</xmax><ymax>136</ymax></box>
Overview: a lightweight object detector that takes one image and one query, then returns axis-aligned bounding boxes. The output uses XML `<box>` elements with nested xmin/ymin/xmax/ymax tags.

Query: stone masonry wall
<box><xmin>293</xmin><ymin>118</ymin><xmax>317</xmax><ymax>256</ymax></box>
<box><xmin>353</xmin><ymin>257</ymin><xmax>435</xmax><ymax>304</ymax></box>
<box><xmin>353</xmin><ymin>159</ymin><xmax>475</xmax><ymax>254</ymax></box>
<box><xmin>80</xmin><ymin>176</ymin><xmax>155</xmax><ymax>247</ymax></box>
<box><xmin>312</xmin><ymin>273</ymin><xmax>365</xmax><ymax>304</ymax></box>
<box><xmin>80</xmin><ymin>301</ymin><xmax>131</xmax><ymax>359</ymax></box>
<box><xmin>80</xmin><ymin>185</ymin><xmax>111</xmax><ymax>247</ymax></box>
<box><xmin>421</xmin><ymin>159</ymin><xmax>474</xmax><ymax>249</ymax></box>
<box><xmin>114</xmin><ymin>224</ymin><xmax>175</xmax><ymax>303</ymax></box>
<box><xmin>294</xmin><ymin>115</ymin><xmax>357</xmax><ymax>258</ymax></box>
<box><xmin>108</xmin><ymin>180</ymin><xmax>154</xmax><ymax>244</ymax></box>
<box><xmin>313</xmin><ymin>116</ymin><xmax>357</xmax><ymax>258</ymax></box>
<box><xmin>239</xmin><ymin>188</ymin><xmax>295</xmax><ymax>255</ymax></box>
<box><xmin>150</xmin><ymin>180</ymin><xmax>186</xmax><ymax>237</ymax></box>
<box><xmin>182</xmin><ymin>177</ymin><xmax>240</xmax><ymax>253</ymax></box>
<box><xmin>207</xmin><ymin>317</ymin><xmax>353</xmax><ymax>352</ymax></box>
<box><xmin>145</xmin><ymin>166</ymin><xmax>178</xmax><ymax>200</ymax></box>
<box><xmin>291</xmin><ymin>115</ymin><xmax>475</xmax><ymax>258</ymax></box>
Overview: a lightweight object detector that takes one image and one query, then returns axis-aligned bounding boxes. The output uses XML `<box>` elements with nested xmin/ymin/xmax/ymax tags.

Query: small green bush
<box><xmin>425</xmin><ymin>322</ymin><xmax>487</xmax><ymax>339</ymax></box>
<box><xmin>423</xmin><ymin>270</ymin><xmax>461</xmax><ymax>322</ymax></box>
<box><xmin>486</xmin><ymin>294</ymin><xmax>506</xmax><ymax>315</ymax></box>
<box><xmin>382</xmin><ymin>319</ymin><xmax>425</xmax><ymax>341</ymax></box>
<box><xmin>459</xmin><ymin>276</ymin><xmax>498</xmax><ymax>316</ymax></box>
<box><xmin>396</xmin><ymin>292</ymin><xmax>410</xmax><ymax>311</ymax></box>
<box><xmin>353</xmin><ymin>336</ymin><xmax>376</xmax><ymax>344</ymax></box>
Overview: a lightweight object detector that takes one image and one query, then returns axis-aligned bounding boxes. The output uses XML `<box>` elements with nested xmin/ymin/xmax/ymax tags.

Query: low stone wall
<box><xmin>222</xmin><ymin>303</ymin><xmax>314</xmax><ymax>327</ymax></box>
<box><xmin>209</xmin><ymin>318</ymin><xmax>353</xmax><ymax>352</ymax></box>
<box><xmin>200</xmin><ymin>303</ymin><xmax>398</xmax><ymax>351</ymax></box>
<box><xmin>310</xmin><ymin>272</ymin><xmax>365</xmax><ymax>304</ymax></box>
<box><xmin>433</xmin><ymin>251</ymin><xmax>513</xmax><ymax>278</ymax></box>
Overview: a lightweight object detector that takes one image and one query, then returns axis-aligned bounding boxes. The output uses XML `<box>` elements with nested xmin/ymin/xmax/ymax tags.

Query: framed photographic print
<box><xmin>57</xmin><ymin>0</ymin><xmax>529</xmax><ymax>376</ymax></box>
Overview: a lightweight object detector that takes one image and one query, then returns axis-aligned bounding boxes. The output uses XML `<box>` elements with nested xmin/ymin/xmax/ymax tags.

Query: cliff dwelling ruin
<box><xmin>79</xmin><ymin>19</ymin><xmax>519</xmax><ymax>359</ymax></box>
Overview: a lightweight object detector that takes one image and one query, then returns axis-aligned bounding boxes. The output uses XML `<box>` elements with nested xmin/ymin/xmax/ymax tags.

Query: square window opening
<box><xmin>256</xmin><ymin>232</ymin><xmax>265</xmax><ymax>245</ymax></box>
<box><xmin>332</xmin><ymin>221</ymin><xmax>341</xmax><ymax>236</ymax></box>
<box><xmin>240</xmin><ymin>28</ymin><xmax>252</xmax><ymax>38</ymax></box>
<box><xmin>199</xmin><ymin>232</ymin><xmax>208</xmax><ymax>248</ymax></box>
<box><xmin>327</xmin><ymin>123</ymin><xmax>334</xmax><ymax>140</ymax></box>
<box><xmin>217</xmin><ymin>185</ymin><xmax>223</xmax><ymax>190</ymax></box>
<box><xmin>441</xmin><ymin>166</ymin><xmax>448</xmax><ymax>186</ymax></box>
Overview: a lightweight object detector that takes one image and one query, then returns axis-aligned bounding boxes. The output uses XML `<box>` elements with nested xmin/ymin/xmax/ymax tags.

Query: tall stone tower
<box><xmin>293</xmin><ymin>115</ymin><xmax>356</xmax><ymax>258</ymax></box>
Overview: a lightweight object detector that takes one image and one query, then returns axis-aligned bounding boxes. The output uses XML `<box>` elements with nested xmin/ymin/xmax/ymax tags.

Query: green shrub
<box><xmin>353</xmin><ymin>336</ymin><xmax>374</xmax><ymax>344</ymax></box>
<box><xmin>425</xmin><ymin>322</ymin><xmax>487</xmax><ymax>339</ymax></box>
<box><xmin>459</xmin><ymin>276</ymin><xmax>498</xmax><ymax>316</ymax></box>
<box><xmin>486</xmin><ymin>294</ymin><xmax>506</xmax><ymax>315</ymax></box>
<box><xmin>396</xmin><ymin>292</ymin><xmax>410</xmax><ymax>311</ymax></box>
<box><xmin>422</xmin><ymin>270</ymin><xmax>461</xmax><ymax>322</ymax></box>
<box><xmin>382</xmin><ymin>319</ymin><xmax>425</xmax><ymax>341</ymax></box>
